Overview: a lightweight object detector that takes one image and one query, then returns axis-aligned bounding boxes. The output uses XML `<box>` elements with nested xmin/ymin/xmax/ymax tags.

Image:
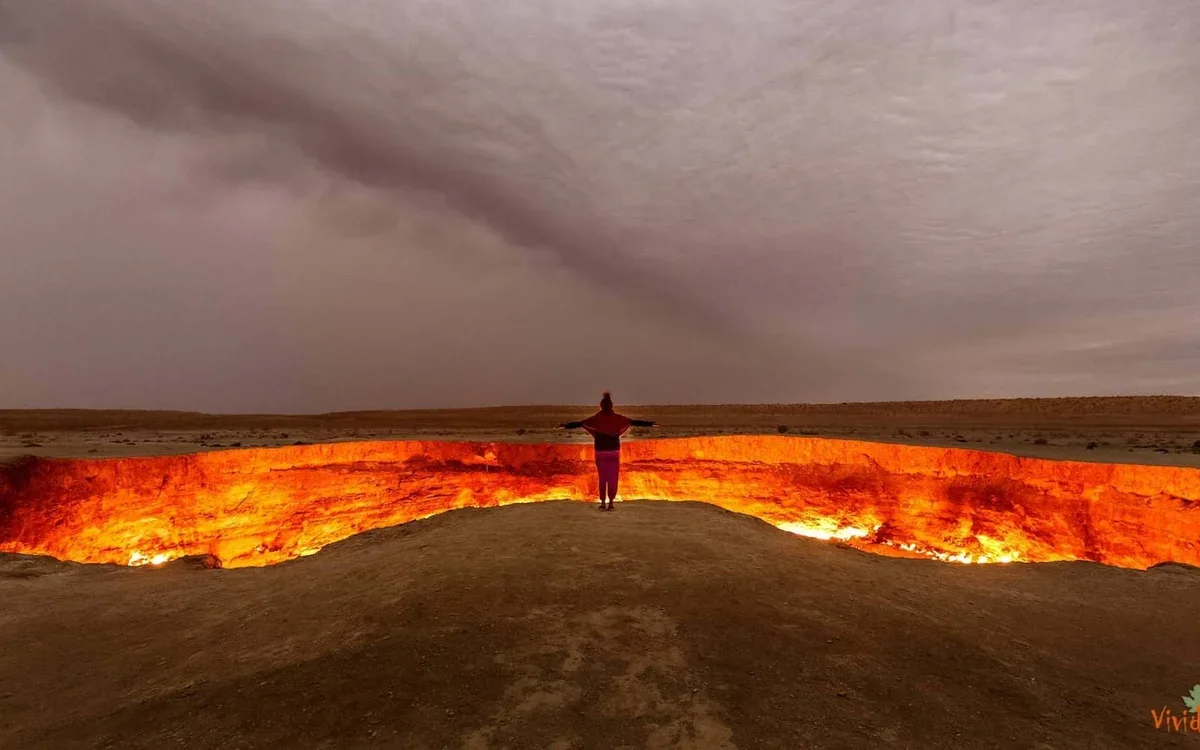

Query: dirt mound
<box><xmin>0</xmin><ymin>552</ymin><xmax>81</xmax><ymax>580</ymax></box>
<box><xmin>1</xmin><ymin>501</ymin><xmax>1197</xmax><ymax>749</ymax></box>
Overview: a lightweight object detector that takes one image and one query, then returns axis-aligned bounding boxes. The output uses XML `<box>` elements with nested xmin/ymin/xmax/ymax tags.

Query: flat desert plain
<box><xmin>2</xmin><ymin>395</ymin><xmax>1199</xmax><ymax>466</ymax></box>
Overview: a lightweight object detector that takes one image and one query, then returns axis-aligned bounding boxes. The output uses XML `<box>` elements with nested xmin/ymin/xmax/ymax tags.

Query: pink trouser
<box><xmin>595</xmin><ymin>450</ymin><xmax>621</xmax><ymax>501</ymax></box>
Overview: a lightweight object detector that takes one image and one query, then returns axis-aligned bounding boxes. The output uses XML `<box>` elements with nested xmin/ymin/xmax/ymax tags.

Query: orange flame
<box><xmin>1</xmin><ymin>436</ymin><xmax>1197</xmax><ymax>570</ymax></box>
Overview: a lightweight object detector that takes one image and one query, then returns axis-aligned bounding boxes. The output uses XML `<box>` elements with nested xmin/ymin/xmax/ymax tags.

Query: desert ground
<box><xmin>3</xmin><ymin>502</ymin><xmax>1199</xmax><ymax>749</ymax></box>
<box><xmin>2</xmin><ymin>396</ymin><xmax>1200</xmax><ymax>466</ymax></box>
<box><xmin>2</xmin><ymin>397</ymin><xmax>1200</xmax><ymax>749</ymax></box>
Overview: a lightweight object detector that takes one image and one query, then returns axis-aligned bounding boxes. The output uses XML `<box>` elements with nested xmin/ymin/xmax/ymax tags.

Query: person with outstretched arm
<box><xmin>557</xmin><ymin>392</ymin><xmax>657</xmax><ymax>511</ymax></box>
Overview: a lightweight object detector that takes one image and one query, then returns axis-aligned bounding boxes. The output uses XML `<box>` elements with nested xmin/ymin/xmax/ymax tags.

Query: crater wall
<box><xmin>1</xmin><ymin>437</ymin><xmax>1197</xmax><ymax>569</ymax></box>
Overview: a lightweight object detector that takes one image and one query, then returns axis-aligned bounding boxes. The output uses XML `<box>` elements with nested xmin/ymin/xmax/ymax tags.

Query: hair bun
<box><xmin>602</xmin><ymin>391</ymin><xmax>612</xmax><ymax>398</ymax></box>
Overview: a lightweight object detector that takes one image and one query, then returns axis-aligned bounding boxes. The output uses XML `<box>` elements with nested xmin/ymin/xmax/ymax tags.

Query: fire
<box><xmin>775</xmin><ymin>520</ymin><xmax>878</xmax><ymax>542</ymax></box>
<box><xmin>877</xmin><ymin>540</ymin><xmax>1022</xmax><ymax>565</ymax></box>
<box><xmin>772</xmin><ymin>522</ymin><xmax>1023</xmax><ymax>564</ymax></box>
<box><xmin>1</xmin><ymin>436</ymin><xmax>1198</xmax><ymax>570</ymax></box>
<box><xmin>127</xmin><ymin>551</ymin><xmax>173</xmax><ymax>567</ymax></box>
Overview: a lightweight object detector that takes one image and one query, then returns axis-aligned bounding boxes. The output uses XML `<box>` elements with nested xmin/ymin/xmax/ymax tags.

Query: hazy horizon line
<box><xmin>3</xmin><ymin>393</ymin><xmax>1198</xmax><ymax>418</ymax></box>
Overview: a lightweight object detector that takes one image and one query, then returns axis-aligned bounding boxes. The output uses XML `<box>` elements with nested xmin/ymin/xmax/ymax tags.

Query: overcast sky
<box><xmin>1</xmin><ymin>0</ymin><xmax>1197</xmax><ymax>412</ymax></box>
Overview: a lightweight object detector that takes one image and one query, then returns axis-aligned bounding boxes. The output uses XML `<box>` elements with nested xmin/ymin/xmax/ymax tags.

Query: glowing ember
<box><xmin>1</xmin><ymin>436</ymin><xmax>1198</xmax><ymax>570</ymax></box>
<box><xmin>773</xmin><ymin>521</ymin><xmax>1022</xmax><ymax>564</ymax></box>
<box><xmin>127</xmin><ymin>551</ymin><xmax>173</xmax><ymax>567</ymax></box>
<box><xmin>879</xmin><ymin>541</ymin><xmax>1023</xmax><ymax>565</ymax></box>
<box><xmin>775</xmin><ymin>521</ymin><xmax>877</xmax><ymax>542</ymax></box>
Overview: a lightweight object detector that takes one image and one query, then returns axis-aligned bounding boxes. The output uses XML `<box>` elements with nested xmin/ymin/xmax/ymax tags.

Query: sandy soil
<box><xmin>2</xmin><ymin>396</ymin><xmax>1200</xmax><ymax>466</ymax></box>
<box><xmin>2</xmin><ymin>501</ymin><xmax>1198</xmax><ymax>749</ymax></box>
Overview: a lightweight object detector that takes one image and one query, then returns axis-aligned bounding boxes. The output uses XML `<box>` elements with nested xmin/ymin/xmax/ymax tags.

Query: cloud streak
<box><xmin>0</xmin><ymin>0</ymin><xmax>1198</xmax><ymax>409</ymax></box>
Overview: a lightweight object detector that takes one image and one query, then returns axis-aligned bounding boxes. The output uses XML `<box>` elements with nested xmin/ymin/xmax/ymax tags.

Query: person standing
<box><xmin>557</xmin><ymin>392</ymin><xmax>657</xmax><ymax>511</ymax></box>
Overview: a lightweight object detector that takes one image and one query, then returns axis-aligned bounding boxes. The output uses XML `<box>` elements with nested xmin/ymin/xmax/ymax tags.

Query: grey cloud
<box><xmin>0</xmin><ymin>0</ymin><xmax>1198</xmax><ymax>408</ymax></box>
<box><xmin>0</xmin><ymin>1</ymin><xmax>736</xmax><ymax>338</ymax></box>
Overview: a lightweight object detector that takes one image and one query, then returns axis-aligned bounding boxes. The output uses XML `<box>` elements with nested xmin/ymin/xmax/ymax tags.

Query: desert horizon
<box><xmin>5</xmin><ymin>395</ymin><xmax>1198</xmax><ymax>468</ymax></box>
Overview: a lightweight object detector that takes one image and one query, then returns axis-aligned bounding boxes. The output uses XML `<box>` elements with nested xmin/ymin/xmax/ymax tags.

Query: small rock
<box><xmin>174</xmin><ymin>554</ymin><xmax>223</xmax><ymax>570</ymax></box>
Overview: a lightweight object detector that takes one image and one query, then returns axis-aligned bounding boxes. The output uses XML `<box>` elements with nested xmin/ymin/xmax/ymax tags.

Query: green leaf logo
<box><xmin>1183</xmin><ymin>685</ymin><xmax>1200</xmax><ymax>714</ymax></box>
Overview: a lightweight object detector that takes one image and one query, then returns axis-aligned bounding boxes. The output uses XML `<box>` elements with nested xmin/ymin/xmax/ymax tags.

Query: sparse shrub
<box><xmin>1033</xmin><ymin>438</ymin><xmax>1048</xmax><ymax>445</ymax></box>
<box><xmin>516</xmin><ymin>428</ymin><xmax>526</xmax><ymax>436</ymax></box>
<box><xmin>230</xmin><ymin>442</ymin><xmax>243</xmax><ymax>447</ymax></box>
<box><xmin>279</xmin><ymin>433</ymin><xmax>290</xmax><ymax>440</ymax></box>
<box><xmin>1192</xmin><ymin>439</ymin><xmax>1200</xmax><ymax>452</ymax></box>
<box><xmin>953</xmin><ymin>435</ymin><xmax>967</xmax><ymax>443</ymax></box>
<box><xmin>777</xmin><ymin>425</ymin><xmax>789</xmax><ymax>434</ymax></box>
<box><xmin>1086</xmin><ymin>442</ymin><xmax>1099</xmax><ymax>450</ymax></box>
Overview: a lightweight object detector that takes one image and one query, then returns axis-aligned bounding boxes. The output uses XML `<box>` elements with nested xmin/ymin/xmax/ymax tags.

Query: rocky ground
<box><xmin>3</xmin><ymin>501</ymin><xmax>1199</xmax><ymax>749</ymax></box>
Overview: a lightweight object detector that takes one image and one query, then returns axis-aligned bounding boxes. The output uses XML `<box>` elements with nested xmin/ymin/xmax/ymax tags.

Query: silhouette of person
<box><xmin>557</xmin><ymin>392</ymin><xmax>657</xmax><ymax>511</ymax></box>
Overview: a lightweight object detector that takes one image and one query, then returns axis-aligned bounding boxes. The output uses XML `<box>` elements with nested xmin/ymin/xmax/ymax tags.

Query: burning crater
<box><xmin>1</xmin><ymin>436</ymin><xmax>1198</xmax><ymax>570</ymax></box>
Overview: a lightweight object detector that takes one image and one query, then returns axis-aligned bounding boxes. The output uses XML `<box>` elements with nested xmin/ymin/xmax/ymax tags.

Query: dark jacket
<box><xmin>563</xmin><ymin>417</ymin><xmax>655</xmax><ymax>451</ymax></box>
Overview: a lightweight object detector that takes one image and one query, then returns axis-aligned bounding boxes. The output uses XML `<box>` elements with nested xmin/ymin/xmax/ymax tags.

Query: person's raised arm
<box><xmin>629</xmin><ymin>419</ymin><xmax>658</xmax><ymax>427</ymax></box>
<box><xmin>557</xmin><ymin>421</ymin><xmax>585</xmax><ymax>429</ymax></box>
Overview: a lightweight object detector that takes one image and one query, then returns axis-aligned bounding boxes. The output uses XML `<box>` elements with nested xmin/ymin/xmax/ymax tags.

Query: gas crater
<box><xmin>2</xmin><ymin>436</ymin><xmax>1198</xmax><ymax>570</ymax></box>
